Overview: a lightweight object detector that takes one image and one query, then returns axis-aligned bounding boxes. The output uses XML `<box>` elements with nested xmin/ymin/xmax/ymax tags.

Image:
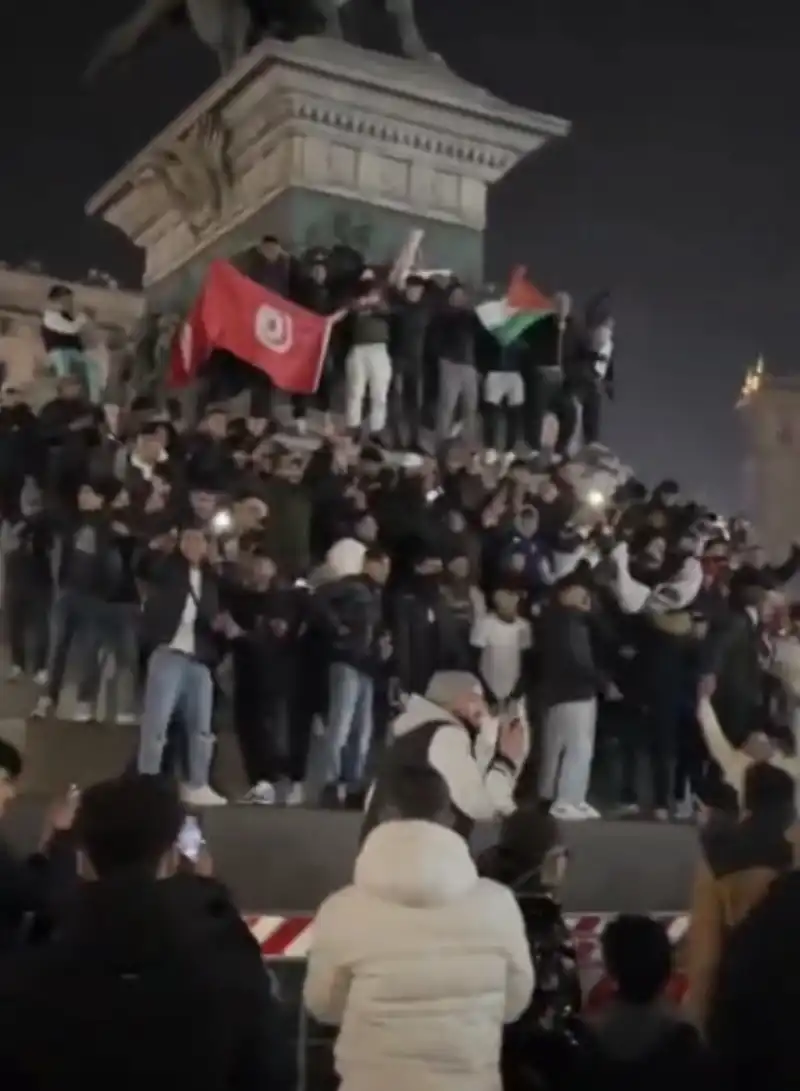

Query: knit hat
<box><xmin>425</xmin><ymin>671</ymin><xmax>483</xmax><ymax>708</ymax></box>
<box><xmin>325</xmin><ymin>537</ymin><xmax>366</xmax><ymax>579</ymax></box>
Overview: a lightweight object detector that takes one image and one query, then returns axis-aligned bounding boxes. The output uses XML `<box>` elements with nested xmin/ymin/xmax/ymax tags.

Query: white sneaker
<box><xmin>32</xmin><ymin>670</ymin><xmax>48</xmax><ymax>687</ymax></box>
<box><xmin>673</xmin><ymin>798</ymin><xmax>695</xmax><ymax>822</ymax></box>
<box><xmin>71</xmin><ymin>703</ymin><xmax>93</xmax><ymax>724</ymax></box>
<box><xmin>549</xmin><ymin>801</ymin><xmax>584</xmax><ymax>821</ymax></box>
<box><xmin>7</xmin><ymin>666</ymin><xmax>23</xmax><ymax>682</ymax></box>
<box><xmin>115</xmin><ymin>712</ymin><xmax>137</xmax><ymax>727</ymax></box>
<box><xmin>576</xmin><ymin>801</ymin><xmax>602</xmax><ymax>820</ymax></box>
<box><xmin>285</xmin><ymin>782</ymin><xmax>305</xmax><ymax>806</ymax></box>
<box><xmin>654</xmin><ymin>807</ymin><xmax>671</xmax><ymax>822</ymax></box>
<box><xmin>241</xmin><ymin>781</ymin><xmax>276</xmax><ymax>805</ymax></box>
<box><xmin>295</xmin><ymin>418</ymin><xmax>308</xmax><ymax>436</ymax></box>
<box><xmin>181</xmin><ymin>784</ymin><xmax>227</xmax><ymax>807</ymax></box>
<box><xmin>484</xmin><ymin>448</ymin><xmax>498</xmax><ymax>464</ymax></box>
<box><xmin>614</xmin><ymin>802</ymin><xmax>641</xmax><ymax>818</ymax></box>
<box><xmin>31</xmin><ymin>696</ymin><xmax>52</xmax><ymax>719</ymax></box>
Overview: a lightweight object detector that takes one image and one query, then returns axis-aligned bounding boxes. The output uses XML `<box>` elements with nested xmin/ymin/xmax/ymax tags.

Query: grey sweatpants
<box><xmin>436</xmin><ymin>359</ymin><xmax>479</xmax><ymax>444</ymax></box>
<box><xmin>538</xmin><ymin>698</ymin><xmax>597</xmax><ymax>806</ymax></box>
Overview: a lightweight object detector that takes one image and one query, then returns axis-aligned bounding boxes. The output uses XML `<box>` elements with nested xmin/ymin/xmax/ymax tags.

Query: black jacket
<box><xmin>236</xmin><ymin>247</ymin><xmax>294</xmax><ymax>298</ymax></box>
<box><xmin>292</xmin><ymin>276</ymin><xmax>334</xmax><ymax>316</ymax></box>
<box><xmin>0</xmin><ymin>832</ymin><xmax>75</xmax><ymax>956</ymax></box>
<box><xmin>183</xmin><ymin>433</ymin><xmax>239</xmax><ymax>491</ymax></box>
<box><xmin>427</xmin><ymin>305</ymin><xmax>479</xmax><ymax>366</ymax></box>
<box><xmin>536</xmin><ymin>604</ymin><xmax>603</xmax><ymax>707</ymax></box>
<box><xmin>0</xmin><ymin>873</ymin><xmax>292</xmax><ymax>1091</ymax></box>
<box><xmin>314</xmin><ymin>574</ymin><xmax>385</xmax><ymax>672</ymax></box>
<box><xmin>580</xmin><ymin>1002</ymin><xmax>713</xmax><ymax>1091</ymax></box>
<box><xmin>700</xmin><ymin>608</ymin><xmax>764</xmax><ymax>745</ymax></box>
<box><xmin>57</xmin><ymin>514</ymin><xmax>125</xmax><ymax>600</ymax></box>
<box><xmin>516</xmin><ymin>314</ymin><xmax>581</xmax><ymax>374</ymax></box>
<box><xmin>389</xmin><ymin>296</ymin><xmax>430</xmax><ymax>364</ymax></box>
<box><xmin>391</xmin><ymin>577</ymin><xmax>448</xmax><ymax>695</ymax></box>
<box><xmin>138</xmin><ymin>552</ymin><xmax>222</xmax><ymax>667</ymax></box>
<box><xmin>4</xmin><ymin>512</ymin><xmax>54</xmax><ymax>588</ymax></box>
<box><xmin>227</xmin><ymin>584</ymin><xmax>301</xmax><ymax>694</ymax></box>
<box><xmin>0</xmin><ymin>404</ymin><xmax>40</xmax><ymax>512</ymax></box>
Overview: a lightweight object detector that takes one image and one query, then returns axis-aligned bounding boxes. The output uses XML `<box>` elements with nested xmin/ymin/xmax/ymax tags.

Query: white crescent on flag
<box><xmin>255</xmin><ymin>304</ymin><xmax>293</xmax><ymax>355</ymax></box>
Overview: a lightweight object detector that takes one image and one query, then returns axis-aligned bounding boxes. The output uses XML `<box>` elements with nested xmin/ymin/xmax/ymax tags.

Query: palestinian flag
<box><xmin>476</xmin><ymin>266</ymin><xmax>554</xmax><ymax>346</ymax></box>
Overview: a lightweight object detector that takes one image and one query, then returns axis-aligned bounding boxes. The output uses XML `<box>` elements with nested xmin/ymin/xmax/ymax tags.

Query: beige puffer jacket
<box><xmin>303</xmin><ymin>820</ymin><xmax>534</xmax><ymax>1091</ymax></box>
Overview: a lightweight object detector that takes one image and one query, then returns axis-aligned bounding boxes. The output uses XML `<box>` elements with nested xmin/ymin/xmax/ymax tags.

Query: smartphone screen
<box><xmin>177</xmin><ymin>816</ymin><xmax>204</xmax><ymax>862</ymax></box>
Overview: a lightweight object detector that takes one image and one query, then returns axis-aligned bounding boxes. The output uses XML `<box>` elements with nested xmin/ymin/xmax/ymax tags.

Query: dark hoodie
<box><xmin>582</xmin><ymin>999</ymin><xmax>711</xmax><ymax>1091</ymax></box>
<box><xmin>0</xmin><ymin>873</ymin><xmax>292</xmax><ymax>1091</ymax></box>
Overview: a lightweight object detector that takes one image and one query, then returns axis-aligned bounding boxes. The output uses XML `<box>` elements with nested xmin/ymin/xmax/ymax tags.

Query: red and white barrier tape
<box><xmin>244</xmin><ymin>911</ymin><xmax>689</xmax><ymax>960</ymax></box>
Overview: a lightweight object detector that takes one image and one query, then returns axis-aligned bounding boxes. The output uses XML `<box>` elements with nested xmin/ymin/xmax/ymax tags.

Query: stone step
<box><xmin>0</xmin><ymin>669</ymin><xmax>251</xmax><ymax>798</ymax></box>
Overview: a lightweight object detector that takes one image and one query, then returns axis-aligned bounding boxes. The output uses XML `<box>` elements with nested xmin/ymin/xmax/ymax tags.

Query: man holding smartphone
<box><xmin>0</xmin><ymin>775</ymin><xmax>292</xmax><ymax>1089</ymax></box>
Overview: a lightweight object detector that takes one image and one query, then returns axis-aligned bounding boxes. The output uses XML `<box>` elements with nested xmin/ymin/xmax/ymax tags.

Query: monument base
<box><xmin>87</xmin><ymin>36</ymin><xmax>569</xmax><ymax>311</ymax></box>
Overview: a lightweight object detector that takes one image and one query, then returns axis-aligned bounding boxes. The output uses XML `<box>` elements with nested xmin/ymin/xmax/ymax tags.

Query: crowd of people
<box><xmin>0</xmin><ymin>756</ymin><xmax>797</xmax><ymax>1091</ymax></box>
<box><xmin>0</xmin><ymin>233</ymin><xmax>798</xmax><ymax>1088</ymax></box>
<box><xmin>0</xmin><ymin>237</ymin><xmax>799</xmax><ymax>824</ymax></box>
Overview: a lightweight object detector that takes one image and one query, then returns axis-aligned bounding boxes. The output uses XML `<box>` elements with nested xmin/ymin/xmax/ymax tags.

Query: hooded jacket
<box><xmin>361</xmin><ymin>694</ymin><xmax>520</xmax><ymax>841</ymax></box>
<box><xmin>582</xmin><ymin>1000</ymin><xmax>710</xmax><ymax>1091</ymax></box>
<box><xmin>0</xmin><ymin>873</ymin><xmax>291</xmax><ymax>1091</ymax></box>
<box><xmin>303</xmin><ymin>819</ymin><xmax>534</xmax><ymax>1091</ymax></box>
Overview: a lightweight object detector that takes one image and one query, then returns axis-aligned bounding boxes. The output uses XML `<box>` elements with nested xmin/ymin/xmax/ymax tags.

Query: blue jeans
<box><xmin>47</xmin><ymin>348</ymin><xmax>102</xmax><ymax>403</ymax></box>
<box><xmin>47</xmin><ymin>590</ymin><xmax>116</xmax><ymax>705</ymax></box>
<box><xmin>324</xmin><ymin>663</ymin><xmax>374</xmax><ymax>788</ymax></box>
<box><xmin>138</xmin><ymin>647</ymin><xmax>215</xmax><ymax>788</ymax></box>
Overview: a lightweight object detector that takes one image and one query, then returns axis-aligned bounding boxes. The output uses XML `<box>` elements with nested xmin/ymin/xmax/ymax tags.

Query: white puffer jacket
<box><xmin>303</xmin><ymin>820</ymin><xmax>534</xmax><ymax>1091</ymax></box>
<box><xmin>771</xmin><ymin>635</ymin><xmax>800</xmax><ymax>700</ymax></box>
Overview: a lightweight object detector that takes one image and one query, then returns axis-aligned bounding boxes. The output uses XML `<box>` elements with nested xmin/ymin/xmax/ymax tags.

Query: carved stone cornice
<box><xmin>286</xmin><ymin>94</ymin><xmax>517</xmax><ymax>178</ymax></box>
<box><xmin>136</xmin><ymin>110</ymin><xmax>236</xmax><ymax>238</ymax></box>
<box><xmin>87</xmin><ymin>36</ymin><xmax>570</xmax><ymax>288</ymax></box>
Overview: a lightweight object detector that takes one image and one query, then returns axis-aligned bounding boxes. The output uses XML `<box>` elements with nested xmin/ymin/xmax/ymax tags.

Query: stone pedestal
<box><xmin>86</xmin><ymin>36</ymin><xmax>569</xmax><ymax>310</ymax></box>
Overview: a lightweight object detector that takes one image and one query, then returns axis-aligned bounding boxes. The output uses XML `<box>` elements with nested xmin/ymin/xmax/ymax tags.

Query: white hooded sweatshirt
<box><xmin>303</xmin><ymin>819</ymin><xmax>534</xmax><ymax>1091</ymax></box>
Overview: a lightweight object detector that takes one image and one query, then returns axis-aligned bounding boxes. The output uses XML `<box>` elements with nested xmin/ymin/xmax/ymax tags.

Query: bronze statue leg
<box><xmin>384</xmin><ymin>0</ymin><xmax>432</xmax><ymax>60</ymax></box>
<box><xmin>187</xmin><ymin>0</ymin><xmax>251</xmax><ymax>74</ymax></box>
<box><xmin>314</xmin><ymin>0</ymin><xmax>346</xmax><ymax>38</ymax></box>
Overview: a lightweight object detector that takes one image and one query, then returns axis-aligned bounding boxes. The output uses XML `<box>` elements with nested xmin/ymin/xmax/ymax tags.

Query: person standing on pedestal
<box><xmin>429</xmin><ymin>285</ymin><xmax>482</xmax><ymax>447</ymax></box>
<box><xmin>518</xmin><ymin>291</ymin><xmax>580</xmax><ymax>456</ymax></box>
<box><xmin>387</xmin><ymin>275</ymin><xmax>430</xmax><ymax>450</ymax></box>
<box><xmin>343</xmin><ymin>271</ymin><xmax>393</xmax><ymax>442</ymax></box>
<box><xmin>233</xmin><ymin>235</ymin><xmax>296</xmax><ymax>417</ymax></box>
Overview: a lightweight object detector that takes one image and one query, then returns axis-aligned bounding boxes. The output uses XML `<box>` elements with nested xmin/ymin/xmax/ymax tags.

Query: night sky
<box><xmin>2</xmin><ymin>1</ymin><xmax>797</xmax><ymax>512</ymax></box>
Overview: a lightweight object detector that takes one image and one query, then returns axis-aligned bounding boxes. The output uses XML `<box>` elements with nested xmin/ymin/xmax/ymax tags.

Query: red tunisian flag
<box><xmin>169</xmin><ymin>260</ymin><xmax>335</xmax><ymax>394</ymax></box>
